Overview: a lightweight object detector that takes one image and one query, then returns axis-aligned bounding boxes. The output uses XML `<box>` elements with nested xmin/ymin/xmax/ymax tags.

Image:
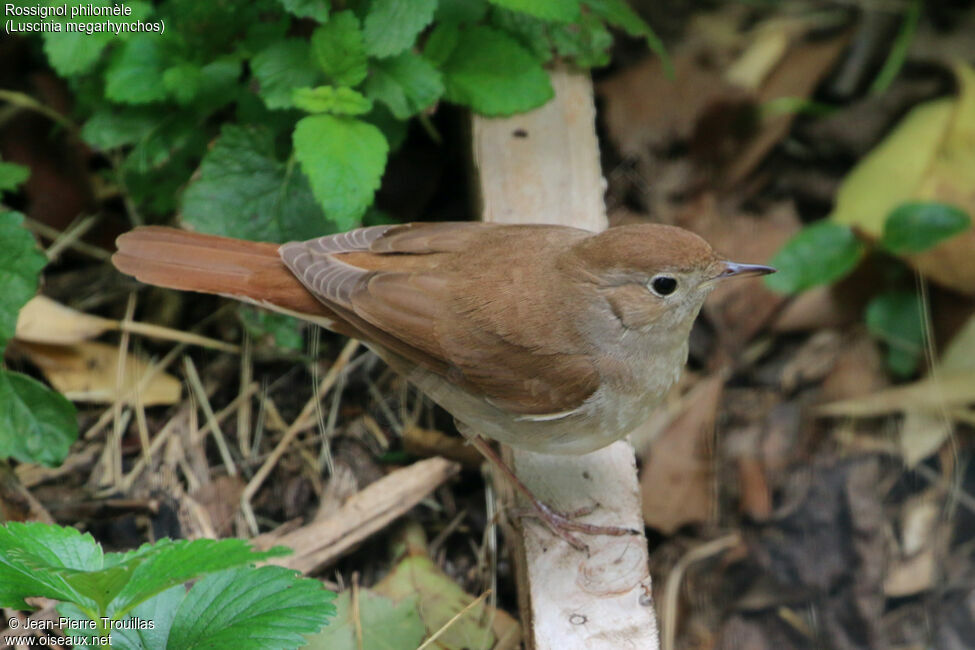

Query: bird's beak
<box><xmin>702</xmin><ymin>261</ymin><xmax>776</xmax><ymax>286</ymax></box>
<box><xmin>717</xmin><ymin>261</ymin><xmax>777</xmax><ymax>279</ymax></box>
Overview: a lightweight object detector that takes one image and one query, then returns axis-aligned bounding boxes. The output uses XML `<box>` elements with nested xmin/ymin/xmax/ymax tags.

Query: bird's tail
<box><xmin>112</xmin><ymin>226</ymin><xmax>337</xmax><ymax>324</ymax></box>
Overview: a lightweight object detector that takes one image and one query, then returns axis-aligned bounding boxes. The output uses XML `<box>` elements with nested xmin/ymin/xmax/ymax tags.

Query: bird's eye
<box><xmin>650</xmin><ymin>275</ymin><xmax>678</xmax><ymax>296</ymax></box>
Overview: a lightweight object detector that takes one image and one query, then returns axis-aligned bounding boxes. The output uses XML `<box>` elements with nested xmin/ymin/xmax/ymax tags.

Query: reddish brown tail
<box><xmin>112</xmin><ymin>226</ymin><xmax>335</xmax><ymax>321</ymax></box>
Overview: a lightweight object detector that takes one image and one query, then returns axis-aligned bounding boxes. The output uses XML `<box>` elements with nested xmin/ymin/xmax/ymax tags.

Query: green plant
<box><xmin>0</xmin><ymin>159</ymin><xmax>79</xmax><ymax>467</ymax></box>
<box><xmin>766</xmin><ymin>201</ymin><xmax>971</xmax><ymax>377</ymax></box>
<box><xmin>0</xmin><ymin>522</ymin><xmax>335</xmax><ymax>649</ymax></box>
<box><xmin>10</xmin><ymin>0</ymin><xmax>665</xmax><ymax>242</ymax></box>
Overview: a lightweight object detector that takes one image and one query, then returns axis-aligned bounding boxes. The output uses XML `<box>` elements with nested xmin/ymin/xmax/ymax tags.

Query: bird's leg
<box><xmin>466</xmin><ymin>433</ymin><xmax>640</xmax><ymax>552</ymax></box>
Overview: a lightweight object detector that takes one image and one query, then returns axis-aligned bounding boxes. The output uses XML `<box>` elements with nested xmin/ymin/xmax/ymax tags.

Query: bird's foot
<box><xmin>514</xmin><ymin>499</ymin><xmax>640</xmax><ymax>555</ymax></box>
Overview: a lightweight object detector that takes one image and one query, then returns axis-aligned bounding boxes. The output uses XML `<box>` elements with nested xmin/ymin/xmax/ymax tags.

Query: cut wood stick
<box><xmin>256</xmin><ymin>456</ymin><xmax>460</xmax><ymax>574</ymax></box>
<box><xmin>472</xmin><ymin>67</ymin><xmax>660</xmax><ymax>649</ymax></box>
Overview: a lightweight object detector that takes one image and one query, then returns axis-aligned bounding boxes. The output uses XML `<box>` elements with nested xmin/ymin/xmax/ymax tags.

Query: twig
<box><xmin>242</xmin><ymin>340</ymin><xmax>360</xmax><ymax>505</ymax></box>
<box><xmin>183</xmin><ymin>356</ymin><xmax>238</xmax><ymax>476</ymax></box>
<box><xmin>661</xmin><ymin>533</ymin><xmax>742</xmax><ymax>650</ymax></box>
<box><xmin>416</xmin><ymin>590</ymin><xmax>492</xmax><ymax>650</ymax></box>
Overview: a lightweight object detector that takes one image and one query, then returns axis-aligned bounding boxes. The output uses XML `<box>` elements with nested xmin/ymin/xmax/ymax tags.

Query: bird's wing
<box><xmin>280</xmin><ymin>222</ymin><xmax>600</xmax><ymax>416</ymax></box>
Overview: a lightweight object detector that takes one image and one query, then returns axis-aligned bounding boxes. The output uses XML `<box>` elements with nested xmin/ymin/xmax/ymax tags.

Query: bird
<box><xmin>112</xmin><ymin>221</ymin><xmax>774</xmax><ymax>550</ymax></box>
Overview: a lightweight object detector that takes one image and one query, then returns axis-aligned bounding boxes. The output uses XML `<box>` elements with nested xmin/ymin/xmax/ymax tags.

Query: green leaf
<box><xmin>293</xmin><ymin>86</ymin><xmax>373</xmax><ymax>115</ymax></box>
<box><xmin>436</xmin><ymin>0</ymin><xmax>487</xmax><ymax>24</ymax></box>
<box><xmin>108</xmin><ymin>539</ymin><xmax>290</xmax><ymax>617</ymax></box>
<box><xmin>310</xmin><ymin>10</ymin><xmax>368</xmax><ymax>86</ymax></box>
<box><xmin>105</xmin><ymin>35</ymin><xmax>170</xmax><ymax>105</ymax></box>
<box><xmin>251</xmin><ymin>39</ymin><xmax>320</xmax><ymax>110</ymax></box>
<box><xmin>36</xmin><ymin>0</ymin><xmax>153</xmax><ymax>76</ymax></box>
<box><xmin>277</xmin><ymin>0</ymin><xmax>329</xmax><ymax>22</ymax></box>
<box><xmin>881</xmin><ymin>202</ymin><xmax>971</xmax><ymax>254</ymax></box>
<box><xmin>182</xmin><ymin>125</ymin><xmax>334</xmax><ymax>243</ymax></box>
<box><xmin>423</xmin><ymin>23</ymin><xmax>461</xmax><ymax>67</ymax></box>
<box><xmin>238</xmin><ymin>308</ymin><xmax>305</xmax><ymax>351</ymax></box>
<box><xmin>0</xmin><ymin>160</ymin><xmax>30</xmax><ymax>194</ymax></box>
<box><xmin>364</xmin><ymin>52</ymin><xmax>443</xmax><ymax>120</ymax></box>
<box><xmin>81</xmin><ymin>108</ymin><xmax>162</xmax><ymax>151</ymax></box>
<box><xmin>163</xmin><ymin>63</ymin><xmax>203</xmax><ymax>106</ymax></box>
<box><xmin>363</xmin><ymin>0</ymin><xmax>437</xmax><ymax>58</ymax></box>
<box><xmin>362</xmin><ymin>105</ymin><xmax>409</xmax><ymax>153</ymax></box>
<box><xmin>0</xmin><ymin>211</ymin><xmax>46</xmax><ymax>348</ymax></box>
<box><xmin>0</xmin><ymin>523</ymin><xmax>100</xmax><ymax>610</ymax></box>
<box><xmin>0</xmin><ymin>371</ymin><xmax>77</xmax><ymax>468</ymax></box>
<box><xmin>490</xmin><ymin>8</ymin><xmax>552</xmax><ymax>62</ymax></box>
<box><xmin>550</xmin><ymin>13</ymin><xmax>613</xmax><ymax>68</ymax></box>
<box><xmin>305</xmin><ymin>590</ymin><xmax>424</xmax><ymax>650</ymax></box>
<box><xmin>488</xmin><ymin>0</ymin><xmax>579</xmax><ymax>22</ymax></box>
<box><xmin>582</xmin><ymin>0</ymin><xmax>670</xmax><ymax>73</ymax></box>
<box><xmin>866</xmin><ymin>290</ymin><xmax>925</xmax><ymax>378</ymax></box>
<box><xmin>439</xmin><ymin>26</ymin><xmax>553</xmax><ymax>116</ymax></box>
<box><xmin>165</xmin><ymin>567</ymin><xmax>335</xmax><ymax>648</ymax></box>
<box><xmin>293</xmin><ymin>115</ymin><xmax>389</xmax><ymax>229</ymax></box>
<box><xmin>765</xmin><ymin>221</ymin><xmax>865</xmax><ymax>294</ymax></box>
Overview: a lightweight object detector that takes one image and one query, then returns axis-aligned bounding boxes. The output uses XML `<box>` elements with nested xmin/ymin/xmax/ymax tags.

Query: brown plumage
<box><xmin>113</xmin><ymin>222</ymin><xmax>772</xmax><ymax>453</ymax></box>
<box><xmin>114</xmin><ymin>221</ymin><xmax>773</xmax><ymax>549</ymax></box>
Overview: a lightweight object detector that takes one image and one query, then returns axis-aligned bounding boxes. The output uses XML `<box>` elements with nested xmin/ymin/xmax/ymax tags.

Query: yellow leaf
<box><xmin>18</xmin><ymin>341</ymin><xmax>181</xmax><ymax>405</ymax></box>
<box><xmin>831</xmin><ymin>63</ymin><xmax>975</xmax><ymax>293</ymax></box>
<box><xmin>15</xmin><ymin>295</ymin><xmax>114</xmax><ymax>344</ymax></box>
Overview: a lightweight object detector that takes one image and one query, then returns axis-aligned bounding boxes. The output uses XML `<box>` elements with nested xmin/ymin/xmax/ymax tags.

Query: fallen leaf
<box><xmin>15</xmin><ymin>295</ymin><xmax>114</xmax><ymax>344</ymax></box>
<box><xmin>375</xmin><ymin>555</ymin><xmax>519</xmax><ymax>649</ymax></box>
<box><xmin>831</xmin><ymin>63</ymin><xmax>975</xmax><ymax>294</ymax></box>
<box><xmin>816</xmin><ymin>371</ymin><xmax>975</xmax><ymax>418</ymax></box>
<box><xmin>17</xmin><ymin>341</ymin><xmax>181</xmax><ymax>405</ymax></box>
<box><xmin>305</xmin><ymin>589</ymin><xmax>425</xmax><ymax>650</ymax></box>
<box><xmin>640</xmin><ymin>372</ymin><xmax>724</xmax><ymax>533</ymax></box>
<box><xmin>819</xmin><ymin>332</ymin><xmax>888</xmax><ymax>404</ymax></box>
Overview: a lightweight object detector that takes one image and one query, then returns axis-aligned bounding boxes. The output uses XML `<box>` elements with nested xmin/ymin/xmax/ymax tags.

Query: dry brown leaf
<box><xmin>17</xmin><ymin>340</ymin><xmax>181</xmax><ymax>405</ymax></box>
<box><xmin>722</xmin><ymin>30</ymin><xmax>851</xmax><ymax>186</ymax></box>
<box><xmin>598</xmin><ymin>52</ymin><xmax>744</xmax><ymax>159</ymax></box>
<box><xmin>819</xmin><ymin>332</ymin><xmax>888</xmax><ymax>404</ymax></box>
<box><xmin>640</xmin><ymin>372</ymin><xmax>724</xmax><ymax>533</ymax></box>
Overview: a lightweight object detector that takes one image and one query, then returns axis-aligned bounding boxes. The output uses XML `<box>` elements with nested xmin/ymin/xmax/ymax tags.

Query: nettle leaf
<box><xmin>488</xmin><ymin>0</ymin><xmax>580</xmax><ymax>22</ymax></box>
<box><xmin>436</xmin><ymin>0</ymin><xmax>487</xmax><ymax>24</ymax></box>
<box><xmin>0</xmin><ymin>523</ymin><xmax>101</xmax><ymax>610</ymax></box>
<box><xmin>491</xmin><ymin>8</ymin><xmax>552</xmax><ymax>62</ymax></box>
<box><xmin>251</xmin><ymin>39</ymin><xmax>320</xmax><ymax>110</ymax></box>
<box><xmin>551</xmin><ymin>13</ymin><xmax>613</xmax><ymax>68</ymax></box>
<box><xmin>105</xmin><ymin>35</ymin><xmax>171</xmax><ymax>105</ymax></box>
<box><xmin>866</xmin><ymin>290</ymin><xmax>925</xmax><ymax>378</ymax></box>
<box><xmin>0</xmin><ymin>371</ymin><xmax>78</xmax><ymax>468</ymax></box>
<box><xmin>38</xmin><ymin>1</ymin><xmax>153</xmax><ymax>76</ymax></box>
<box><xmin>364</xmin><ymin>52</ymin><xmax>443</xmax><ymax>120</ymax></box>
<box><xmin>293</xmin><ymin>115</ymin><xmax>389</xmax><ymax>230</ymax></box>
<box><xmin>0</xmin><ymin>160</ymin><xmax>30</xmax><ymax>194</ymax></box>
<box><xmin>363</xmin><ymin>0</ymin><xmax>437</xmax><ymax>58</ymax></box>
<box><xmin>163</xmin><ymin>63</ymin><xmax>203</xmax><ymax>106</ymax></box>
<box><xmin>277</xmin><ymin>0</ymin><xmax>329</xmax><ymax>23</ymax></box>
<box><xmin>881</xmin><ymin>202</ymin><xmax>971</xmax><ymax>254</ymax></box>
<box><xmin>293</xmin><ymin>86</ymin><xmax>373</xmax><ymax>115</ymax></box>
<box><xmin>0</xmin><ymin>211</ymin><xmax>46</xmax><ymax>348</ymax></box>
<box><xmin>765</xmin><ymin>221</ymin><xmax>865</xmax><ymax>294</ymax></box>
<box><xmin>166</xmin><ymin>566</ymin><xmax>336</xmax><ymax>649</ymax></box>
<box><xmin>423</xmin><ymin>23</ymin><xmax>461</xmax><ymax>67</ymax></box>
<box><xmin>108</xmin><ymin>538</ymin><xmax>290</xmax><ymax>617</ymax></box>
<box><xmin>311</xmin><ymin>10</ymin><xmax>368</xmax><ymax>86</ymax></box>
<box><xmin>182</xmin><ymin>125</ymin><xmax>334</xmax><ymax>243</ymax></box>
<box><xmin>440</xmin><ymin>25</ymin><xmax>553</xmax><ymax>116</ymax></box>
<box><xmin>81</xmin><ymin>107</ymin><xmax>163</xmax><ymax>151</ymax></box>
